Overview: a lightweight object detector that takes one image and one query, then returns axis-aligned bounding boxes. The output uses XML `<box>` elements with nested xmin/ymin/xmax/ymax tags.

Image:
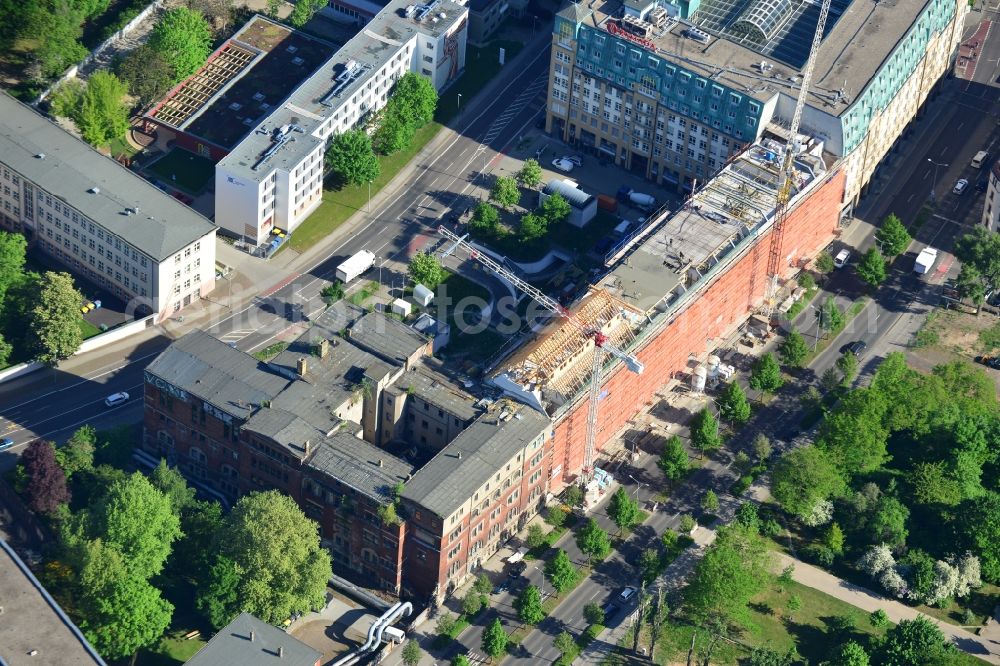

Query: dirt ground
<box><xmin>907</xmin><ymin>309</ymin><xmax>1000</xmax><ymax>392</ymax></box>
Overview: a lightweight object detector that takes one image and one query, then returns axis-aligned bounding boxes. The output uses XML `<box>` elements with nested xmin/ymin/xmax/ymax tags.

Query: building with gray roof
<box><xmin>0</xmin><ymin>93</ymin><xmax>217</xmax><ymax>321</ymax></box>
<box><xmin>347</xmin><ymin>311</ymin><xmax>431</xmax><ymax>368</ymax></box>
<box><xmin>212</xmin><ymin>0</ymin><xmax>469</xmax><ymax>245</ymax></box>
<box><xmin>540</xmin><ymin>178</ymin><xmax>598</xmax><ymax>227</ymax></box>
<box><xmin>307</xmin><ymin>431</ymin><xmax>414</xmax><ymax>503</ymax></box>
<box><xmin>184</xmin><ymin>612</ymin><xmax>321</xmax><ymax>666</ymax></box>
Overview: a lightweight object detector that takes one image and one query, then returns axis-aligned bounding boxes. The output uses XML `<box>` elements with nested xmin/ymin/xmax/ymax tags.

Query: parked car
<box><xmin>974</xmin><ymin>355</ymin><xmax>1000</xmax><ymax>369</ymax></box>
<box><xmin>551</xmin><ymin>157</ymin><xmax>575</xmax><ymax>173</ymax></box>
<box><xmin>104</xmin><ymin>392</ymin><xmax>130</xmax><ymax>408</ymax></box>
<box><xmin>952</xmin><ymin>179</ymin><xmax>969</xmax><ymax>195</ymax></box>
<box><xmin>562</xmin><ymin>154</ymin><xmax>583</xmax><ymax>167</ymax></box>
<box><xmin>618</xmin><ymin>586</ymin><xmax>637</xmax><ymax>603</ymax></box>
<box><xmin>977</xmin><ymin>176</ymin><xmax>989</xmax><ymax>192</ymax></box>
<box><xmin>0</xmin><ymin>438</ymin><xmax>14</xmax><ymax>451</ymax></box>
<box><xmin>846</xmin><ymin>340</ymin><xmax>868</xmax><ymax>357</ymax></box>
<box><xmin>508</xmin><ymin>560</ymin><xmax>527</xmax><ymax>578</ymax></box>
<box><xmin>492</xmin><ymin>580</ymin><xmax>510</xmax><ymax>595</ymax></box>
<box><xmin>833</xmin><ymin>249</ymin><xmax>851</xmax><ymax>268</ymax></box>
<box><xmin>602</xmin><ymin>601</ymin><xmax>620</xmax><ymax>621</ymax></box>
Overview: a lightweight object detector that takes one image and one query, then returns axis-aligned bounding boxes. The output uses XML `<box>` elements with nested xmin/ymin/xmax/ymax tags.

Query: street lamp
<box><xmin>457</xmin><ymin>93</ymin><xmax>462</xmax><ymax>112</ymax></box>
<box><xmin>809</xmin><ymin>303</ymin><xmax>823</xmax><ymax>351</ymax></box>
<box><xmin>927</xmin><ymin>158</ymin><xmax>948</xmax><ymax>202</ymax></box>
<box><xmin>627</xmin><ymin>474</ymin><xmax>647</xmax><ymax>501</ymax></box>
<box><xmin>367</xmin><ymin>180</ymin><xmax>372</xmax><ymax>214</ymax></box>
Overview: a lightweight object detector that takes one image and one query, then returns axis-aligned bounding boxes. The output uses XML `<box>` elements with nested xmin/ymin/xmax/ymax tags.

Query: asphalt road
<box><xmin>0</xmin><ymin>42</ymin><xmax>553</xmax><ymax>461</ymax></box>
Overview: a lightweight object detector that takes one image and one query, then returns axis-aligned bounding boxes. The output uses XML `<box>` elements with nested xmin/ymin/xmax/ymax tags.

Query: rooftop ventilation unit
<box><xmin>621</xmin><ymin>13</ymin><xmax>652</xmax><ymax>37</ymax></box>
<box><xmin>414</xmin><ymin>0</ymin><xmax>440</xmax><ymax>21</ymax></box>
<box><xmin>253</xmin><ymin>92</ymin><xmax>265</xmax><ymax>102</ymax></box>
<box><xmin>292</xmin><ymin>56</ymin><xmax>304</xmax><ymax>65</ymax></box>
<box><xmin>89</xmin><ymin>187</ymin><xmax>100</xmax><ymax>194</ymax></box>
<box><xmin>684</xmin><ymin>27</ymin><xmax>710</xmax><ymax>43</ymax></box>
<box><xmin>252</xmin><ymin>123</ymin><xmax>304</xmax><ymax>172</ymax></box>
<box><xmin>647</xmin><ymin>6</ymin><xmax>668</xmax><ymax>27</ymax></box>
<box><xmin>35</xmin><ymin>153</ymin><xmax>45</xmax><ymax>159</ymax></box>
<box><xmin>404</xmin><ymin>4</ymin><xmax>416</xmax><ymax>16</ymax></box>
<box><xmin>229</xmin><ymin>102</ymin><xmax>242</xmax><ymax>110</ymax></box>
<box><xmin>286</xmin><ymin>45</ymin><xmax>298</xmax><ymax>53</ymax></box>
<box><xmin>320</xmin><ymin>60</ymin><xmax>368</xmax><ymax>106</ymax></box>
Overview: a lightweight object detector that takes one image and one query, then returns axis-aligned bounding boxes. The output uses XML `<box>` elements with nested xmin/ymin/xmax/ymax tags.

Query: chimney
<box><xmin>250</xmin><ymin>630</ymin><xmax>255</xmax><ymax>642</ymax></box>
<box><xmin>318</xmin><ymin>338</ymin><xmax>329</xmax><ymax>358</ymax></box>
<box><xmin>296</xmin><ymin>357</ymin><xmax>308</xmax><ymax>376</ymax></box>
<box><xmin>457</xmin><ymin>451</ymin><xmax>462</xmax><ymax>459</ymax></box>
<box><xmin>304</xmin><ymin>439</ymin><xmax>311</xmax><ymax>455</ymax></box>
<box><xmin>378</xmin><ymin>459</ymin><xmax>384</xmax><ymax>467</ymax></box>
<box><xmin>278</xmin><ymin>646</ymin><xmax>284</xmax><ymax>658</ymax></box>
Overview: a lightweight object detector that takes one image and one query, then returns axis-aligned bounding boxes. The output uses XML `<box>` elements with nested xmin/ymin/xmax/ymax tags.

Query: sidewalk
<box><xmin>774</xmin><ymin>553</ymin><xmax>1000</xmax><ymax>665</ymax></box>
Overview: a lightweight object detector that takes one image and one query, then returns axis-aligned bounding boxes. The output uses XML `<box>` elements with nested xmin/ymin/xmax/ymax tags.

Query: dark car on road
<box><xmin>507</xmin><ymin>560</ymin><xmax>527</xmax><ymax>578</ymax></box>
<box><xmin>492</xmin><ymin>580</ymin><xmax>510</xmax><ymax>595</ymax></box>
<box><xmin>846</xmin><ymin>340</ymin><xmax>868</xmax><ymax>357</ymax></box>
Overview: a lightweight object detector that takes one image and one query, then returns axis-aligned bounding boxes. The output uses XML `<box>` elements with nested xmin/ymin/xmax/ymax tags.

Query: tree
<box><xmin>372</xmin><ymin>112</ymin><xmax>411</xmax><ymax>154</ymax></box>
<box><xmin>771</xmin><ymin>445</ymin><xmax>845</xmax><ymax>520</ymax></box>
<box><xmin>490</xmin><ymin>176</ymin><xmax>520</xmax><ymax>209</ymax></box>
<box><xmin>26</xmin><ymin>271</ymin><xmax>83</xmax><ymax>365</ymax></box>
<box><xmin>27</xmin><ymin>1</ymin><xmax>89</xmax><ymax>78</ymax></box>
<box><xmin>149</xmin><ymin>460</ymin><xmax>196</xmax><ymax>515</ymax></box>
<box><xmin>954</xmin><ymin>227</ymin><xmax>1000</xmax><ymax>298</ymax></box>
<box><xmin>820</xmin><ymin>367</ymin><xmax>842</xmax><ymax>393</ymax></box>
<box><xmin>56</xmin><ymin>425</ymin><xmax>95</xmax><ymax>478</ymax></box>
<box><xmin>518</xmin><ymin>212</ymin><xmax>547</xmax><ymax>242</ymax></box>
<box><xmin>408</xmin><ymin>251</ymin><xmax>446</xmax><ymax>289</ymax></box>
<box><xmin>683</xmin><ymin>524</ymin><xmax>772</xmax><ymax>630</ymax></box>
<box><xmin>607</xmin><ymin>487</ymin><xmax>641</xmax><ymax>533</ymax></box>
<box><xmin>115</xmin><ymin>44</ymin><xmax>176</xmax><ymax>109</ymax></box>
<box><xmin>203</xmin><ymin>491</ymin><xmax>332</xmax><ymax>626</ymax></box>
<box><xmin>149</xmin><ymin>7</ymin><xmax>212</xmax><ymax>82</ymax></box>
<box><xmin>856</xmin><ymin>247</ymin><xmax>888</xmax><ymax>288</ymax></box>
<box><xmin>786</xmin><ymin>594</ymin><xmax>802</xmax><ymax>616</ymax></box>
<box><xmin>545</xmin><ymin>549</ymin><xmax>579</xmax><ymax>593</ymax></box>
<box><xmin>287</xmin><ymin>0</ymin><xmax>326</xmax><ymax>27</ymax></box>
<box><xmin>0</xmin><ymin>333</ymin><xmax>11</xmax><ymax>368</ymax></box>
<box><xmin>816</xmin><ymin>388</ymin><xmax>889</xmax><ymax>477</ymax></box>
<box><xmin>473</xmin><ymin>574</ymin><xmax>493</xmax><ymax>595</ymax></box>
<box><xmin>701</xmin><ymin>489</ymin><xmax>719</xmax><ymax>513</ymax></box>
<box><xmin>515</xmin><ymin>584</ymin><xmax>545</xmax><ymax>625</ymax></box>
<box><xmin>554</xmin><ymin>630</ymin><xmax>575</xmax><ymax>656</ymax></box>
<box><xmin>648</xmin><ymin>586</ymin><xmax>669</xmax><ymax>656</ymax></box>
<box><xmin>870</xmin><ymin>609</ymin><xmax>890</xmax><ymax>629</ymax></box>
<box><xmin>749</xmin><ymin>646</ymin><xmax>796</xmax><ymax>666</ymax></box>
<box><xmin>321</xmin><ymin>282</ymin><xmax>345</xmax><ymax>304</ymax></box>
<box><xmin>539</xmin><ymin>192</ymin><xmax>571</xmax><ymax>225</ymax></box>
<box><xmin>169</xmin><ymin>499</ymin><xmax>222</xmax><ymax>583</ymax></box>
<box><xmin>749</xmin><ymin>353</ymin><xmax>784</xmax><ymax>395</ymax></box>
<box><xmin>735</xmin><ymin>502</ymin><xmax>760</xmax><ymax>532</ymax></box>
<box><xmin>753</xmin><ymin>433</ymin><xmax>773</xmax><ymax>463</ymax></box>
<box><xmin>469</xmin><ymin>202</ymin><xmax>500</xmax><ymax>236</ymax></box>
<box><xmin>325</xmin><ymin>129</ymin><xmax>380</xmax><ymax>186</ymax></box>
<box><xmin>545</xmin><ymin>506</ymin><xmax>567</xmax><ymax>528</ymax></box>
<box><xmin>401</xmin><ymin>639</ymin><xmax>422</xmax><ymax>666</ymax></box>
<box><xmin>22</xmin><ymin>440</ymin><xmax>70</xmax><ymax>514</ymax></box>
<box><xmin>836</xmin><ymin>352</ymin><xmax>859</xmax><ymax>387</ymax></box>
<box><xmin>452</xmin><ymin>655</ymin><xmax>471</xmax><ymax>666</ymax></box>
<box><xmin>0</xmin><ymin>231</ymin><xmax>26</xmax><ymax>306</ymax></box>
<box><xmin>878</xmin><ymin>616</ymin><xmax>957</xmax><ymax>666</ymax></box>
<box><xmin>831</xmin><ymin>641</ymin><xmax>870</xmax><ymax>666</ymax></box>
<box><xmin>481</xmin><ymin>618</ymin><xmax>508</xmax><ymax>661</ymax></box>
<box><xmin>577</xmin><ymin>518</ymin><xmax>611</xmax><ymax>562</ymax></box>
<box><xmin>816</xmin><ymin>296</ymin><xmax>845</xmax><ymax>334</ymax></box>
<box><xmin>718</xmin><ymin>380</ymin><xmax>751</xmax><ymax>425</ymax></box>
<box><xmin>563</xmin><ymin>484</ymin><xmax>585</xmax><ymax>508</ymax></box>
<box><xmin>93</xmin><ymin>472</ymin><xmax>182</xmax><ymax>579</ymax></box>
<box><xmin>816</xmin><ymin>251</ymin><xmax>835</xmax><ymax>274</ymax></box>
<box><xmin>525</xmin><ymin>523</ymin><xmax>546</xmax><ymax>549</ymax></box>
<box><xmin>436</xmin><ymin>612</ymin><xmax>456</xmax><ymax>637</ymax></box>
<box><xmin>461</xmin><ymin>591</ymin><xmax>483</xmax><ymax>616</ymax></box>
<box><xmin>876</xmin><ymin>214</ymin><xmax>912</xmax><ymax>257</ymax></box>
<box><xmin>74</xmin><ymin>71</ymin><xmax>130</xmax><ymax>147</ymax></box>
<box><xmin>956</xmin><ymin>263</ymin><xmax>987</xmax><ymax>307</ymax></box>
<box><xmin>76</xmin><ymin>540</ymin><xmax>172</xmax><ymax>660</ymax></box>
<box><xmin>690</xmin><ymin>408</ymin><xmax>722</xmax><ymax>455</ymax></box>
<box><xmin>825</xmin><ymin>522</ymin><xmax>845</xmax><ymax>555</ymax></box>
<box><xmin>911</xmin><ymin>461</ymin><xmax>963</xmax><ymax>507</ymax></box>
<box><xmin>517</xmin><ymin>159</ymin><xmax>543</xmax><ymax>188</ymax></box>
<box><xmin>583</xmin><ymin>602</ymin><xmax>605</xmax><ymax>625</ymax></box>
<box><xmin>658</xmin><ymin>435</ymin><xmax>689</xmax><ymax>483</ymax></box>
<box><xmin>778</xmin><ymin>329</ymin><xmax>809</xmax><ymax>368</ymax></box>
<box><xmin>958</xmin><ymin>491</ymin><xmax>1000</xmax><ymax>583</ymax></box>
<box><xmin>384</xmin><ymin>72</ymin><xmax>437</xmax><ymax>130</ymax></box>
<box><xmin>197</xmin><ymin>555</ymin><xmax>240</xmax><ymax>629</ymax></box>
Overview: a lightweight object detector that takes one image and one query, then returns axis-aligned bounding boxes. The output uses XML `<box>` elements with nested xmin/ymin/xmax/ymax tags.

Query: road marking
<box><xmin>5</xmin><ymin>385</ymin><xmax>144</xmax><ymax>442</ymax></box>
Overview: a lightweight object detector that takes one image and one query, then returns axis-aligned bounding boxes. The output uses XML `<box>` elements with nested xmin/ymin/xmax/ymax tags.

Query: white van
<box><xmin>833</xmin><ymin>249</ymin><xmax>851</xmax><ymax>269</ymax></box>
<box><xmin>972</xmin><ymin>151</ymin><xmax>989</xmax><ymax>169</ymax></box>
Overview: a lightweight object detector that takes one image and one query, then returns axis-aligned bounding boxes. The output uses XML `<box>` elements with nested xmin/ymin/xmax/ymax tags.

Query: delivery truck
<box><xmin>914</xmin><ymin>247</ymin><xmax>938</xmax><ymax>275</ymax></box>
<box><xmin>336</xmin><ymin>250</ymin><xmax>376</xmax><ymax>283</ymax></box>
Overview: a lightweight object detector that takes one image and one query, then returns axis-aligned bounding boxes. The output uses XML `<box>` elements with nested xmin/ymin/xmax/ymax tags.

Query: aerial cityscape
<box><xmin>0</xmin><ymin>0</ymin><xmax>999</xmax><ymax>662</ymax></box>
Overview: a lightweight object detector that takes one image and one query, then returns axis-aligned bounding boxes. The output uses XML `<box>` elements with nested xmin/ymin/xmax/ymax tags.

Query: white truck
<box><xmin>335</xmin><ymin>250</ymin><xmax>376</xmax><ymax>283</ymax></box>
<box><xmin>914</xmin><ymin>247</ymin><xmax>938</xmax><ymax>275</ymax></box>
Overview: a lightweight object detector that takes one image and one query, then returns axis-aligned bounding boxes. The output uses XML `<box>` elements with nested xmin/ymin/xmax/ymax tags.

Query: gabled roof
<box><xmin>185</xmin><ymin>613</ymin><xmax>320</xmax><ymax>666</ymax></box>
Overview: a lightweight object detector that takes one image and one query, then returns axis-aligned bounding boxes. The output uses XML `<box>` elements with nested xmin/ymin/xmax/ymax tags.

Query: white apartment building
<box><xmin>214</xmin><ymin>1</ymin><xmax>468</xmax><ymax>246</ymax></box>
<box><xmin>0</xmin><ymin>93</ymin><xmax>217</xmax><ymax>322</ymax></box>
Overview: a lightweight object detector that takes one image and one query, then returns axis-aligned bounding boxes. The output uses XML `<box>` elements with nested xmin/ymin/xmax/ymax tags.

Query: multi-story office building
<box><xmin>146</xmin><ymin>3</ymin><xmax>468</xmax><ymax>248</ymax></box>
<box><xmin>982</xmin><ymin>161</ymin><xmax>1000</xmax><ymax>233</ymax></box>
<box><xmin>545</xmin><ymin>0</ymin><xmax>965</xmax><ymax>208</ymax></box>
<box><xmin>0</xmin><ymin>94</ymin><xmax>217</xmax><ymax>321</ymax></box>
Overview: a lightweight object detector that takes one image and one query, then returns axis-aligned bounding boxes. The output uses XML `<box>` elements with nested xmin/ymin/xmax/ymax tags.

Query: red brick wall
<box><xmin>548</xmin><ymin>169</ymin><xmax>846</xmax><ymax>489</ymax></box>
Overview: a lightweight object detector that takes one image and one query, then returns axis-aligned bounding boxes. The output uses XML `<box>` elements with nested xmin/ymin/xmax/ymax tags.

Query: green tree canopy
<box><xmin>206</xmin><ymin>491</ymin><xmax>332</xmax><ymax>626</ymax></box>
<box><xmin>690</xmin><ymin>408</ymin><xmax>723</xmax><ymax>454</ymax></box>
<box><xmin>877</xmin><ymin>616</ymin><xmax>957</xmax><ymax>666</ymax></box>
<box><xmin>545</xmin><ymin>548</ymin><xmax>579</xmax><ymax>593</ymax></box>
<box><xmin>149</xmin><ymin>460</ymin><xmax>197</xmax><ymax>516</ymax></box>
<box><xmin>836</xmin><ymin>351</ymin><xmax>859</xmax><ymax>386</ymax></box>
<box><xmin>539</xmin><ymin>192</ymin><xmax>571</xmax><ymax>225</ymax></box>
<box><xmin>778</xmin><ymin>329</ymin><xmax>809</xmax><ymax>368</ymax></box>
<box><xmin>515</xmin><ymin>584</ymin><xmax>545</xmax><ymax>624</ymax></box>
<box><xmin>958</xmin><ymin>491</ymin><xmax>1000</xmax><ymax>583</ymax></box>
<box><xmin>876</xmin><ymin>214</ymin><xmax>912</xmax><ymax>257</ymax></box>
<box><xmin>954</xmin><ymin>227</ymin><xmax>1000</xmax><ymax>296</ymax></box>
<box><xmin>490</xmin><ymin>175</ymin><xmax>520</xmax><ymax>209</ymax></box>
<box><xmin>408</xmin><ymin>251</ymin><xmax>446</xmax><ymax>289</ymax></box>
<box><xmin>607</xmin><ymin>487</ymin><xmax>641</xmax><ymax>533</ymax></box>
<box><xmin>658</xmin><ymin>434</ymin><xmax>689</xmax><ymax>483</ymax></box>
<box><xmin>287</xmin><ymin>0</ymin><xmax>327</xmax><ymax>27</ymax></box>
<box><xmin>401</xmin><ymin>639</ymin><xmax>422</xmax><ymax>666</ymax></box>
<box><xmin>56</xmin><ymin>425</ymin><xmax>96</xmax><ymax>478</ymax></box>
<box><xmin>583</xmin><ymin>602</ymin><xmax>605</xmax><ymax>625</ymax></box>
<box><xmin>26</xmin><ymin>271</ymin><xmax>84</xmax><ymax>365</ymax></box>
<box><xmin>481</xmin><ymin>618</ymin><xmax>508</xmax><ymax>660</ymax></box>
<box><xmin>576</xmin><ymin>518</ymin><xmax>611</xmax><ymax>562</ymax></box>
<box><xmin>831</xmin><ymin>641</ymin><xmax>870</xmax><ymax>666</ymax></box>
<box><xmin>27</xmin><ymin>0</ymin><xmax>89</xmax><ymax>78</ymax></box>
<box><xmin>718</xmin><ymin>380</ymin><xmax>752</xmax><ymax>425</ymax></box>
<box><xmin>0</xmin><ymin>231</ymin><xmax>26</xmax><ymax>305</ymax></box>
<box><xmin>771</xmin><ymin>445</ymin><xmax>845</xmax><ymax>520</ymax></box>
<box><xmin>372</xmin><ymin>111</ymin><xmax>411</xmax><ymax>155</ymax></box>
<box><xmin>856</xmin><ymin>247</ymin><xmax>888</xmax><ymax>288</ymax></box>
<box><xmin>387</xmin><ymin>72</ymin><xmax>437</xmax><ymax>128</ymax></box>
<box><xmin>554</xmin><ymin>630</ymin><xmax>575</xmax><ymax>655</ymax></box>
<box><xmin>469</xmin><ymin>202</ymin><xmax>500</xmax><ymax>236</ymax></box>
<box><xmin>518</xmin><ymin>212</ymin><xmax>548</xmax><ymax>242</ymax></box>
<box><xmin>701</xmin><ymin>489</ymin><xmax>719</xmax><ymax>513</ymax></box>
<box><xmin>749</xmin><ymin>352</ymin><xmax>784</xmax><ymax>394</ymax></box>
<box><xmin>115</xmin><ymin>44</ymin><xmax>176</xmax><ymax>109</ymax></box>
<box><xmin>22</xmin><ymin>439</ymin><xmax>70</xmax><ymax>514</ymax></box>
<box><xmin>517</xmin><ymin>159</ymin><xmax>543</xmax><ymax>187</ymax></box>
<box><xmin>816</xmin><ymin>388</ymin><xmax>889</xmax><ymax>477</ymax></box>
<box><xmin>149</xmin><ymin>7</ymin><xmax>212</xmax><ymax>82</ymax></box>
<box><xmin>326</xmin><ymin>129</ymin><xmax>380</xmax><ymax>186</ymax></box>
<box><xmin>683</xmin><ymin>524</ymin><xmax>772</xmax><ymax>630</ymax></box>
<box><xmin>816</xmin><ymin>251</ymin><xmax>835</xmax><ymax>274</ymax></box>
<box><xmin>75</xmin><ymin>71</ymin><xmax>130</xmax><ymax>147</ymax></box>
<box><xmin>816</xmin><ymin>296</ymin><xmax>845</xmax><ymax>333</ymax></box>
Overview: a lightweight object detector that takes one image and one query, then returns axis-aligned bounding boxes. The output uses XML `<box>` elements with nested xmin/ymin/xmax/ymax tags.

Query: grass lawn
<box><xmin>135</xmin><ymin>630</ymin><xmax>207</xmax><ymax>666</ymax></box>
<box><xmin>106</xmin><ymin>135</ymin><xmax>139</xmax><ymax>160</ymax></box>
<box><xmin>436</xmin><ymin>40</ymin><xmax>525</xmax><ymax>124</ymax></box>
<box><xmin>289</xmin><ymin>122</ymin><xmax>441</xmax><ymax>252</ymax></box>
<box><xmin>147</xmin><ymin>149</ymin><xmax>216</xmax><ymax>195</ymax></box>
<box><xmin>912</xmin><ymin>583</ymin><xmax>1000</xmax><ymax>628</ymax></box>
<box><xmin>78</xmin><ymin>319</ymin><xmax>102</xmax><ymax>339</ymax></box>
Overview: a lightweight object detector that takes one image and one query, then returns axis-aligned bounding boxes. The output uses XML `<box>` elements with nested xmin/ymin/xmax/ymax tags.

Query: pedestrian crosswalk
<box><xmin>477</xmin><ymin>74</ymin><xmax>548</xmax><ymax>148</ymax></box>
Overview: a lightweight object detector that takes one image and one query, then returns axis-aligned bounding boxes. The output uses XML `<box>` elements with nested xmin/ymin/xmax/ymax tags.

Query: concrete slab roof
<box><xmin>0</xmin><ymin>94</ymin><xmax>216</xmax><ymax>261</ymax></box>
<box><xmin>347</xmin><ymin>311</ymin><xmax>430</xmax><ymax>365</ymax></box>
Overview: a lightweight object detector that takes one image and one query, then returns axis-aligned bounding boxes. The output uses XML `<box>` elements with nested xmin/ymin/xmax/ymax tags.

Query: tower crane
<box><xmin>763</xmin><ymin>0</ymin><xmax>833</xmax><ymax>314</ymax></box>
<box><xmin>437</xmin><ymin>226</ymin><xmax>643</xmax><ymax>482</ymax></box>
